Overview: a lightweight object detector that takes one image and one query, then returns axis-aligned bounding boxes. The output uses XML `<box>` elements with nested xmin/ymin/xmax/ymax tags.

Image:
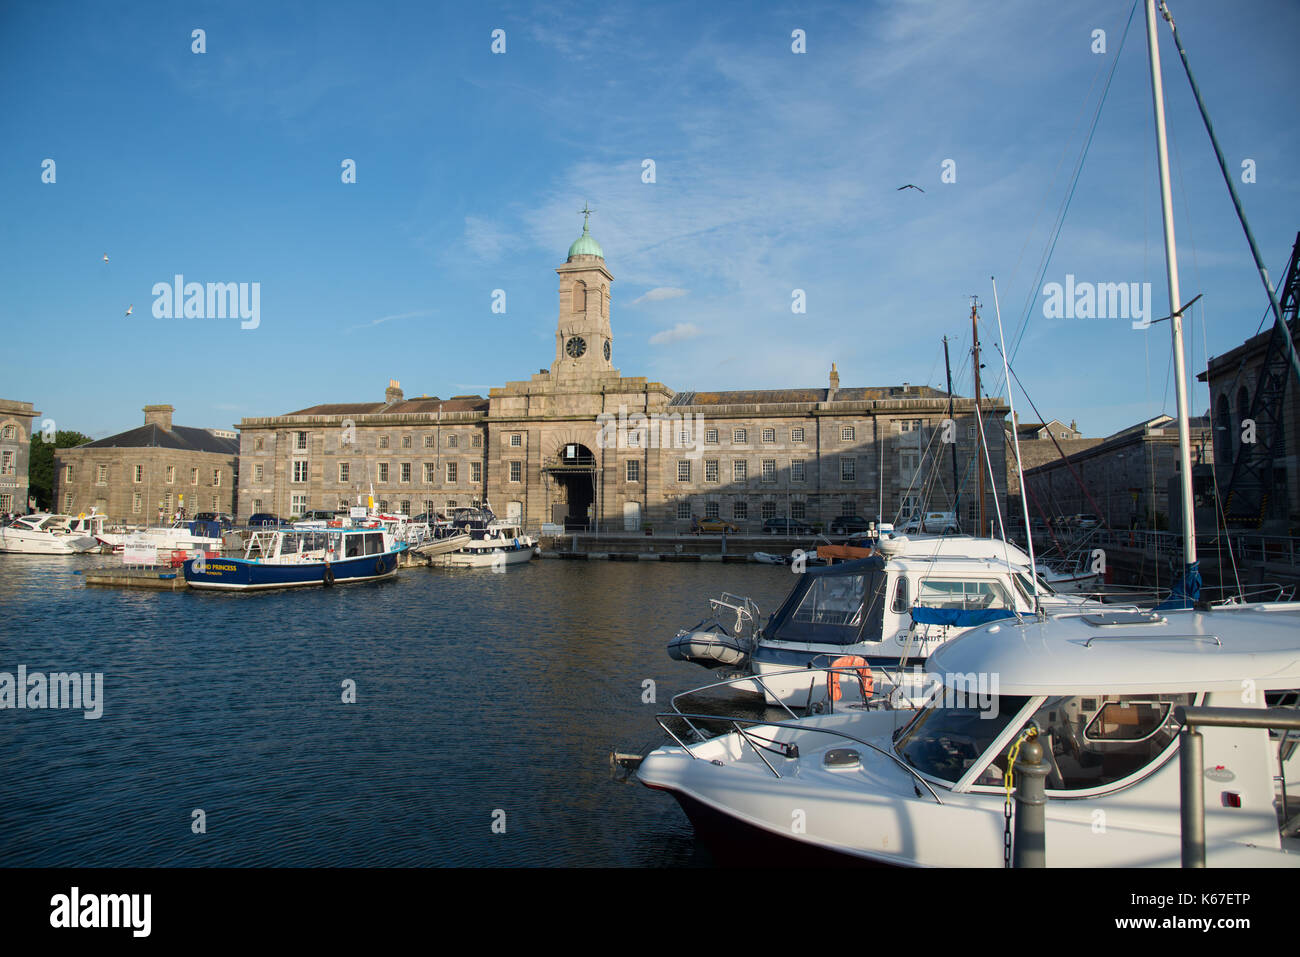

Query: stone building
<box><xmin>53</xmin><ymin>405</ymin><xmax>238</xmax><ymax>523</ymax></box>
<box><xmin>0</xmin><ymin>399</ymin><xmax>40</xmax><ymax>514</ymax></box>
<box><xmin>237</xmin><ymin>218</ymin><xmax>1009</xmax><ymax>530</ymax></box>
<box><xmin>1198</xmin><ymin>317</ymin><xmax>1299</xmax><ymax>530</ymax></box>
<box><xmin>1004</xmin><ymin>415</ymin><xmax>1102</xmax><ymax>510</ymax></box>
<box><xmin>1022</xmin><ymin>413</ymin><xmax>1213</xmax><ymax>529</ymax></box>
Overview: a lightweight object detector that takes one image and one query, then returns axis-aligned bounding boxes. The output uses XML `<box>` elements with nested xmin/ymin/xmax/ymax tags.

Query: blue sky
<box><xmin>2</xmin><ymin>0</ymin><xmax>1297</xmax><ymax>440</ymax></box>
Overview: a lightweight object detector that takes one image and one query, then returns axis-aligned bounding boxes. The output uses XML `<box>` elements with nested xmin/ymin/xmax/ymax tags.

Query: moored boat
<box><xmin>183</xmin><ymin>527</ymin><xmax>404</xmax><ymax>590</ymax></box>
<box><xmin>0</xmin><ymin>512</ymin><xmax>103</xmax><ymax>554</ymax></box>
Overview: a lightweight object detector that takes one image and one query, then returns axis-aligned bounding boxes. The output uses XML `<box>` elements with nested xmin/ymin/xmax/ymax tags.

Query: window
<box><xmin>841</xmin><ymin>458</ymin><xmax>856</xmax><ymax>481</ymax></box>
<box><xmin>211</xmin><ymin>495</ymin><xmax>218</xmax><ymax>511</ymax></box>
<box><xmin>165</xmin><ymin>466</ymin><xmax>175</xmax><ymax>484</ymax></box>
<box><xmin>841</xmin><ymin>499</ymin><xmax>856</xmax><ymax>517</ymax></box>
<box><xmin>378</xmin><ymin>463</ymin><xmax>389</xmax><ymax>483</ymax></box>
<box><xmin>677</xmin><ymin>430</ymin><xmax>691</xmax><ymax>446</ymax></box>
<box><xmin>705</xmin><ymin>460</ymin><xmax>719</xmax><ymax>483</ymax></box>
<box><xmin>97</xmin><ymin>465</ymin><xmax>109</xmax><ymax>485</ymax></box>
<box><xmin>337</xmin><ymin>463</ymin><xmax>347</xmax><ymax>483</ymax></box>
<box><xmin>421</xmin><ymin>463</ymin><xmax>434</xmax><ymax>483</ymax></box>
<box><xmin>628</xmin><ymin>431</ymin><xmax>641</xmax><ymax>447</ymax></box>
<box><xmin>296</xmin><ymin>432</ymin><xmax>308</xmax><ymax>450</ymax></box>
<box><xmin>891</xmin><ymin>576</ymin><xmax>910</xmax><ymax>613</ymax></box>
<box><xmin>1</xmin><ymin>425</ymin><xmax>13</xmax><ymax>440</ymax></box>
<box><xmin>447</xmin><ymin>435</ymin><xmax>458</xmax><ymax>448</ymax></box>
<box><xmin>400</xmin><ymin>500</ymin><xmax>411</xmax><ymax>515</ymax></box>
<box><xmin>704</xmin><ymin>502</ymin><xmax>719</xmax><ymax>519</ymax></box>
<box><xmin>256</xmin><ymin>437</ymin><xmax>264</xmax><ymax>451</ymax></box>
<box><xmin>791</xmin><ymin>501</ymin><xmax>805</xmax><ymax>520</ymax></box>
<box><xmin>254</xmin><ymin>464</ymin><xmax>264</xmax><ymax>482</ymax></box>
<box><xmin>626</xmin><ymin>460</ymin><xmax>640</xmax><ymax>482</ymax></box>
<box><xmin>733</xmin><ymin>429</ymin><xmax>747</xmax><ymax>444</ymax></box>
<box><xmin>423</xmin><ymin>500</ymin><xmax>434</xmax><ymax>515</ymax></box>
<box><xmin>761</xmin><ymin>501</ymin><xmax>776</xmax><ymax>520</ymax></box>
<box><xmin>762</xmin><ymin>428</ymin><xmax>775</xmax><ymax>443</ymax></box>
<box><xmin>470</xmin><ymin>462</ymin><xmax>482</xmax><ymax>483</ymax></box>
<box><xmin>472</xmin><ymin>434</ymin><xmax>482</xmax><ymax>448</ymax></box>
<box><xmin>397</xmin><ymin>463</ymin><xmax>409</xmax><ymax>483</ymax></box>
<box><xmin>191</xmin><ymin>468</ymin><xmax>199</xmax><ymax>485</ymax></box>
<box><xmin>841</xmin><ymin>426</ymin><xmax>855</xmax><ymax>442</ymax></box>
<box><xmin>762</xmin><ymin>460</ymin><xmax>776</xmax><ymax>482</ymax></box>
<box><xmin>134</xmin><ymin>465</ymin><xmax>143</xmax><ymax>483</ymax></box>
<box><xmin>510</xmin><ymin>434</ymin><xmax>522</xmax><ymax>447</ymax></box>
<box><xmin>509</xmin><ymin>461</ymin><xmax>522</xmax><ymax>482</ymax></box>
<box><xmin>213</xmin><ymin>470</ymin><xmax>221</xmax><ymax>487</ymax></box>
<box><xmin>253</xmin><ymin>499</ymin><xmax>263</xmax><ymax>512</ymax></box>
<box><xmin>1</xmin><ymin>451</ymin><xmax>13</xmax><ymax>475</ymax></box>
<box><xmin>293</xmin><ymin>461</ymin><xmax>308</xmax><ymax>483</ymax></box>
<box><xmin>379</xmin><ymin>436</ymin><xmax>390</xmax><ymax>449</ymax></box>
<box><xmin>791</xmin><ymin>459</ymin><xmax>805</xmax><ymax>482</ymax></box>
<box><xmin>733</xmin><ymin>460</ymin><xmax>747</xmax><ymax>482</ymax></box>
<box><xmin>677</xmin><ymin>461</ymin><xmax>691</xmax><ymax>482</ymax></box>
<box><xmin>972</xmin><ymin>694</ymin><xmax>1194</xmax><ymax>792</ymax></box>
<box><xmin>132</xmin><ymin>492</ymin><xmax>142</xmax><ymax>514</ymax></box>
<box><xmin>424</xmin><ymin>434</ymin><xmax>435</xmax><ymax>448</ymax></box>
<box><xmin>732</xmin><ymin>501</ymin><xmax>748</xmax><ymax>520</ymax></box>
<box><xmin>705</xmin><ymin>429</ymin><xmax>719</xmax><ymax>444</ymax></box>
<box><xmin>292</xmin><ymin>494</ymin><xmax>308</xmax><ymax>515</ymax></box>
<box><xmin>917</xmin><ymin>579</ymin><xmax>1014</xmax><ymax>611</ymax></box>
<box><xmin>677</xmin><ymin>502</ymin><xmax>692</xmax><ymax>520</ymax></box>
<box><xmin>402</xmin><ymin>435</ymin><xmax>412</xmax><ymax>449</ymax></box>
<box><xmin>900</xmin><ymin>450</ymin><xmax>920</xmax><ymax>483</ymax></box>
<box><xmin>445</xmin><ymin>462</ymin><xmax>456</xmax><ymax>483</ymax></box>
<box><xmin>791</xmin><ymin>427</ymin><xmax>805</xmax><ymax>443</ymax></box>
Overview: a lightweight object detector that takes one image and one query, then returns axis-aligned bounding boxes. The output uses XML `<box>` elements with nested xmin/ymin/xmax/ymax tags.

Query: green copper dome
<box><xmin>567</xmin><ymin>216</ymin><xmax>604</xmax><ymax>260</ymax></box>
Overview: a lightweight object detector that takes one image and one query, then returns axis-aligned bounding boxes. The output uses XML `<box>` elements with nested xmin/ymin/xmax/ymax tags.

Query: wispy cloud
<box><xmin>649</xmin><ymin>322</ymin><xmax>702</xmax><ymax>345</ymax></box>
<box><xmin>462</xmin><ymin>216</ymin><xmax>513</xmax><ymax>262</ymax></box>
<box><xmin>630</xmin><ymin>287</ymin><xmax>689</xmax><ymax>305</ymax></box>
<box><xmin>348</xmin><ymin>310</ymin><xmax>430</xmax><ymax>333</ymax></box>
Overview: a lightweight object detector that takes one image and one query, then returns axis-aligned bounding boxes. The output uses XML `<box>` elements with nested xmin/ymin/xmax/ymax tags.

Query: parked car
<box><xmin>696</xmin><ymin>517</ymin><xmax>739</xmax><ymax>534</ymax></box>
<box><xmin>828</xmin><ymin>516</ymin><xmax>873</xmax><ymax>535</ymax></box>
<box><xmin>763</xmin><ymin>517</ymin><xmax>814</xmax><ymax>535</ymax></box>
<box><xmin>193</xmin><ymin>512</ymin><xmax>234</xmax><ymax>527</ymax></box>
<box><xmin>246</xmin><ymin>513</ymin><xmax>282</xmax><ymax>528</ymax></box>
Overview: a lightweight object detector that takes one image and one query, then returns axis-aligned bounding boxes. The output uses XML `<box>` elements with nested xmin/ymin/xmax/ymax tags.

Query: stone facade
<box><xmin>236</xmin><ymin>223</ymin><xmax>1010</xmax><ymax>530</ymax></box>
<box><xmin>53</xmin><ymin>406</ymin><xmax>238</xmax><ymax>523</ymax></box>
<box><xmin>0</xmin><ymin>399</ymin><xmax>40</xmax><ymax>514</ymax></box>
<box><xmin>1022</xmin><ymin>414</ymin><xmax>1213</xmax><ymax>528</ymax></box>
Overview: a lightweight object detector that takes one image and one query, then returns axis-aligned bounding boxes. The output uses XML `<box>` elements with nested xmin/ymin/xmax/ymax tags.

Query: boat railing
<box><xmin>653</xmin><ymin>709</ymin><xmax>943</xmax><ymax>803</ymax></box>
<box><xmin>706</xmin><ymin>594</ymin><xmax>761</xmax><ymax>636</ymax></box>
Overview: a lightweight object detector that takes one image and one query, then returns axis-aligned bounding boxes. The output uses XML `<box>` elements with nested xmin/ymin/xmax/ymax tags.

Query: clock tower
<box><xmin>552</xmin><ymin>206</ymin><xmax>614</xmax><ymax>377</ymax></box>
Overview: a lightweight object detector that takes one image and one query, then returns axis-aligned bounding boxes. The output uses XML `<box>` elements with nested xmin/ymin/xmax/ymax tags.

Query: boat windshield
<box><xmin>894</xmin><ymin>695</ymin><xmax>1033</xmax><ymax>784</ymax></box>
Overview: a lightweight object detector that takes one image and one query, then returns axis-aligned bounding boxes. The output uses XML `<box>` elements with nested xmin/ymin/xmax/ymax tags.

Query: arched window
<box><xmin>1215</xmin><ymin>392</ymin><xmax>1232</xmax><ymax>464</ymax></box>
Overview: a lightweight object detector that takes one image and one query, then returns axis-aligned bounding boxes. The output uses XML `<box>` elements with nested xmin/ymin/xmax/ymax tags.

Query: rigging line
<box><xmin>1160</xmin><ymin>0</ymin><xmax>1300</xmax><ymax>387</ymax></box>
<box><xmin>1002</xmin><ymin>0</ymin><xmax>1142</xmax><ymax>389</ymax></box>
<box><xmin>993</xmin><ymin>341</ymin><xmax>1111</xmax><ymax>526</ymax></box>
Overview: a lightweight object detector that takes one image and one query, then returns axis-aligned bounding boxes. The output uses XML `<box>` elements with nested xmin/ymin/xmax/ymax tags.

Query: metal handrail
<box><xmin>1081</xmin><ymin>633</ymin><xmax>1222</xmax><ymax>648</ymax></box>
<box><xmin>654</xmin><ymin>711</ymin><xmax>945</xmax><ymax>804</ymax></box>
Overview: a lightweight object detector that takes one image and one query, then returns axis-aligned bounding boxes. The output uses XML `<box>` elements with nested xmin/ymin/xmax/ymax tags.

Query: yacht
<box><xmin>0</xmin><ymin>512</ymin><xmax>103</xmax><ymax>554</ymax></box>
<box><xmin>639</xmin><ymin>603</ymin><xmax>1300</xmax><ymax>866</ymax></box>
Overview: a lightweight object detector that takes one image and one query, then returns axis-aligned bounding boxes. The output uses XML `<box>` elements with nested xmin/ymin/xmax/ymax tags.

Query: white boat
<box><xmin>0</xmin><ymin>512</ymin><xmax>103</xmax><ymax>554</ymax></box>
<box><xmin>638</xmin><ymin>603</ymin><xmax>1300</xmax><ymax>866</ymax></box>
<box><xmin>429</xmin><ymin>518</ymin><xmax>538</xmax><ymax>568</ymax></box>
<box><xmin>96</xmin><ymin>520</ymin><xmax>224</xmax><ymax>555</ymax></box>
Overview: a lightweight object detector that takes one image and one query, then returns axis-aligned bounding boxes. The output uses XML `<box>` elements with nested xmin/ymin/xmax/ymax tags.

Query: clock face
<box><xmin>566</xmin><ymin>336</ymin><xmax>587</xmax><ymax>358</ymax></box>
<box><xmin>603</xmin><ymin>340</ymin><xmax>610</xmax><ymax>360</ymax></box>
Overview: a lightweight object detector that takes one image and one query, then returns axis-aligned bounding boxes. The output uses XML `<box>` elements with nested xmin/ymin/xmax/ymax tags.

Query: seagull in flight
<box><xmin>897</xmin><ymin>184</ymin><xmax>925</xmax><ymax>193</ymax></box>
<box><xmin>102</xmin><ymin>253</ymin><xmax>109</xmax><ymax>263</ymax></box>
<box><xmin>124</xmin><ymin>304</ymin><xmax>133</xmax><ymax>317</ymax></box>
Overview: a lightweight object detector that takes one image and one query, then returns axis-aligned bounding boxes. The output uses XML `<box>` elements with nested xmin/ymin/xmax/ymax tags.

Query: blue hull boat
<box><xmin>183</xmin><ymin>527</ymin><xmax>404</xmax><ymax>591</ymax></box>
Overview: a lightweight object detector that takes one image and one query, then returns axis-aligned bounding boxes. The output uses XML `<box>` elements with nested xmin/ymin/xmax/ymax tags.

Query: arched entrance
<box><xmin>546</xmin><ymin>443</ymin><xmax>597</xmax><ymax>530</ymax></box>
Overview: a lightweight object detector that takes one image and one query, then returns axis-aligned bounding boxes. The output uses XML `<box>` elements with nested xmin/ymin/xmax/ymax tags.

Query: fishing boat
<box><xmin>182</xmin><ymin>526</ymin><xmax>404</xmax><ymax>590</ymax></box>
<box><xmin>638</xmin><ymin>603</ymin><xmax>1300</xmax><ymax>866</ymax></box>
<box><xmin>0</xmin><ymin>511</ymin><xmax>103</xmax><ymax>554</ymax></box>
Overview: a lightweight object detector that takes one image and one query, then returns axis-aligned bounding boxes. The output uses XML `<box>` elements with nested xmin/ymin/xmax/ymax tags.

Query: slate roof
<box><xmin>80</xmin><ymin>424</ymin><xmax>238</xmax><ymax>455</ymax></box>
<box><xmin>285</xmin><ymin>396</ymin><xmax>489</xmax><ymax>416</ymax></box>
<box><xmin>669</xmin><ymin>385</ymin><xmax>950</xmax><ymax>406</ymax></box>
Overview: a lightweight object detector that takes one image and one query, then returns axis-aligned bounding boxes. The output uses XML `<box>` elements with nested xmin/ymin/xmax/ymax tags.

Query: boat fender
<box><xmin>375</xmin><ymin>557</ymin><xmax>385</xmax><ymax>575</ymax></box>
<box><xmin>827</xmin><ymin>655</ymin><xmax>873</xmax><ymax>702</ymax></box>
<box><xmin>323</xmin><ymin>566</ymin><xmax>335</xmax><ymax>587</ymax></box>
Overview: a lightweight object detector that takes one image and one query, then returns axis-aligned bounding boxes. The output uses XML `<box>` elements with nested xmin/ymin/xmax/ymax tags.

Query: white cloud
<box><xmin>649</xmin><ymin>322</ymin><xmax>702</xmax><ymax>345</ymax></box>
<box><xmin>462</xmin><ymin>216</ymin><xmax>511</xmax><ymax>261</ymax></box>
<box><xmin>348</xmin><ymin>310</ymin><xmax>429</xmax><ymax>333</ymax></box>
<box><xmin>630</xmin><ymin>287</ymin><xmax>689</xmax><ymax>305</ymax></box>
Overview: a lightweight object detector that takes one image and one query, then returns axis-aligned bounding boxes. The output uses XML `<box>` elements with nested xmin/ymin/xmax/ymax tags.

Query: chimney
<box><xmin>385</xmin><ymin>379</ymin><xmax>404</xmax><ymax>405</ymax></box>
<box><xmin>828</xmin><ymin>362</ymin><xmax>840</xmax><ymax>393</ymax></box>
<box><xmin>143</xmin><ymin>404</ymin><xmax>174</xmax><ymax>431</ymax></box>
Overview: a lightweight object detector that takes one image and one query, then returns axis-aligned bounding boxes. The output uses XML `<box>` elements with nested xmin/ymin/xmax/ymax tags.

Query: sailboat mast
<box><xmin>1144</xmin><ymin>0</ymin><xmax>1197</xmax><ymax>569</ymax></box>
<box><xmin>971</xmin><ymin>298</ymin><xmax>986</xmax><ymax>534</ymax></box>
<box><xmin>943</xmin><ymin>336</ymin><xmax>961</xmax><ymax>524</ymax></box>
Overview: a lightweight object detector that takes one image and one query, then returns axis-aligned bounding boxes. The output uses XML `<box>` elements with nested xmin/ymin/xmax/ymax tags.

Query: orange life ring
<box><xmin>827</xmin><ymin>655</ymin><xmax>873</xmax><ymax>702</ymax></box>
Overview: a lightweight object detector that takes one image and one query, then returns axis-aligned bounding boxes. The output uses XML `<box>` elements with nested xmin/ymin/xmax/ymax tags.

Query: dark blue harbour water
<box><xmin>0</xmin><ymin>556</ymin><xmax>795</xmax><ymax>867</ymax></box>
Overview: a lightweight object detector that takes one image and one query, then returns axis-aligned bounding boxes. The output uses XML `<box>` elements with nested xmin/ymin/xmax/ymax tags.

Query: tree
<box><xmin>27</xmin><ymin>431</ymin><xmax>92</xmax><ymax>510</ymax></box>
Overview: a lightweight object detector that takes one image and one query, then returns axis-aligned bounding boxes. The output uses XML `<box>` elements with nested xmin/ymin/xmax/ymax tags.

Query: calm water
<box><xmin>0</xmin><ymin>554</ymin><xmax>796</xmax><ymax>867</ymax></box>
